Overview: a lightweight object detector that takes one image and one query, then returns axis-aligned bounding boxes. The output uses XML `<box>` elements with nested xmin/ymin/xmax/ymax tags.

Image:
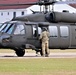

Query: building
<box><xmin>66</xmin><ymin>0</ymin><xmax>76</xmax><ymax>8</ymax></box>
<box><xmin>0</xmin><ymin>0</ymin><xmax>37</xmax><ymax>23</ymax></box>
<box><xmin>0</xmin><ymin>0</ymin><xmax>76</xmax><ymax>23</ymax></box>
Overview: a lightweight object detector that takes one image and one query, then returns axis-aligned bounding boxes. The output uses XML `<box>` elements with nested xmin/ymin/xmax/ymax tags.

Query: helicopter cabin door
<box><xmin>49</xmin><ymin>25</ymin><xmax>70</xmax><ymax>48</ymax></box>
<box><xmin>26</xmin><ymin>24</ymin><xmax>42</xmax><ymax>48</ymax></box>
<box><xmin>70</xmin><ymin>25</ymin><xmax>76</xmax><ymax>47</ymax></box>
<box><xmin>9</xmin><ymin>24</ymin><xmax>26</xmax><ymax>48</ymax></box>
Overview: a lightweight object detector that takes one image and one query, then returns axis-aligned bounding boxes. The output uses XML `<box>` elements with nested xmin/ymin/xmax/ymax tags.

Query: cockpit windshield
<box><xmin>0</xmin><ymin>23</ymin><xmax>15</xmax><ymax>34</ymax></box>
<box><xmin>0</xmin><ymin>22</ymin><xmax>25</xmax><ymax>35</ymax></box>
<box><xmin>2</xmin><ymin>23</ymin><xmax>11</xmax><ymax>32</ymax></box>
<box><xmin>6</xmin><ymin>24</ymin><xmax>15</xmax><ymax>34</ymax></box>
<box><xmin>0</xmin><ymin>23</ymin><xmax>3</xmax><ymax>28</ymax></box>
<box><xmin>0</xmin><ymin>23</ymin><xmax>7</xmax><ymax>32</ymax></box>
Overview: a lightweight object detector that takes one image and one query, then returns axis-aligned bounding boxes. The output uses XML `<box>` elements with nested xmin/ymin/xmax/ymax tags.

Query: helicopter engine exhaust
<box><xmin>46</xmin><ymin>12</ymin><xmax>76</xmax><ymax>23</ymax></box>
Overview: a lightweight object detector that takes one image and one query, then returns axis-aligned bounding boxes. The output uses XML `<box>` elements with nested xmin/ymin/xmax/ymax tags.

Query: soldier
<box><xmin>39</xmin><ymin>27</ymin><xmax>50</xmax><ymax>57</ymax></box>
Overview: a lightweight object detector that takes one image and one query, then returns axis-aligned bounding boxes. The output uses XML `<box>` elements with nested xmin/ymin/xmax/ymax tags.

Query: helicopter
<box><xmin>0</xmin><ymin>0</ymin><xmax>76</xmax><ymax>57</ymax></box>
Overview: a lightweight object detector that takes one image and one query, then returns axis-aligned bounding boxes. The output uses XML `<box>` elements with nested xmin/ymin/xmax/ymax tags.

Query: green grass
<box><xmin>0</xmin><ymin>58</ymin><xmax>76</xmax><ymax>75</ymax></box>
<box><xmin>0</xmin><ymin>49</ymin><xmax>76</xmax><ymax>75</ymax></box>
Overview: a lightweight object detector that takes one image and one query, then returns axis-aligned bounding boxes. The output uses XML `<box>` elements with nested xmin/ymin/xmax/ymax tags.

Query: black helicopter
<box><xmin>0</xmin><ymin>0</ymin><xmax>76</xmax><ymax>57</ymax></box>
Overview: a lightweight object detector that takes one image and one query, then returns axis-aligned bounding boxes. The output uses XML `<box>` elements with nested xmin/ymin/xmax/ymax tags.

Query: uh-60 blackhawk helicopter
<box><xmin>0</xmin><ymin>0</ymin><xmax>76</xmax><ymax>57</ymax></box>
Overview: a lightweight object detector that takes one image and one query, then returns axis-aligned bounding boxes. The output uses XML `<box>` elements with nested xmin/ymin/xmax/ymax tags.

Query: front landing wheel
<box><xmin>15</xmin><ymin>49</ymin><xmax>25</xmax><ymax>57</ymax></box>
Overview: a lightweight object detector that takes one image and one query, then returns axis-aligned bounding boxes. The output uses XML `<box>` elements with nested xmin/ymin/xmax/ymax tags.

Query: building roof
<box><xmin>69</xmin><ymin>4</ymin><xmax>76</xmax><ymax>9</ymax></box>
<box><xmin>0</xmin><ymin>0</ymin><xmax>76</xmax><ymax>10</ymax></box>
<box><xmin>0</xmin><ymin>0</ymin><xmax>37</xmax><ymax>9</ymax></box>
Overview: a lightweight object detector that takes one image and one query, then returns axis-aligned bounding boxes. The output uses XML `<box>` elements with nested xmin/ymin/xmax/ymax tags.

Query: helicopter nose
<box><xmin>0</xmin><ymin>33</ymin><xmax>10</xmax><ymax>48</ymax></box>
<box><xmin>0</xmin><ymin>32</ymin><xmax>3</xmax><ymax>48</ymax></box>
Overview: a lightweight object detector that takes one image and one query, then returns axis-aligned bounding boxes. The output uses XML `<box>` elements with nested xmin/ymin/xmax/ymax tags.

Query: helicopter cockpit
<box><xmin>0</xmin><ymin>21</ymin><xmax>26</xmax><ymax>49</ymax></box>
<box><xmin>0</xmin><ymin>0</ymin><xmax>76</xmax><ymax>57</ymax></box>
<box><xmin>0</xmin><ymin>21</ymin><xmax>44</xmax><ymax>56</ymax></box>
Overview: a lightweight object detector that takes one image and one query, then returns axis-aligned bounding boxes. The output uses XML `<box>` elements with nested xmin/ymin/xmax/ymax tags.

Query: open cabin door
<box><xmin>26</xmin><ymin>24</ymin><xmax>42</xmax><ymax>48</ymax></box>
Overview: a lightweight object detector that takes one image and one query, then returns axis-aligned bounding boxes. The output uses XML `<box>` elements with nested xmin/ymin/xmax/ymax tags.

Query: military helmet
<box><xmin>42</xmin><ymin>27</ymin><xmax>47</xmax><ymax>31</ymax></box>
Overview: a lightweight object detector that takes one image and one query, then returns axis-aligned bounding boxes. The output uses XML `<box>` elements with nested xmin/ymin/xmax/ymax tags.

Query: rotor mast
<box><xmin>44</xmin><ymin>0</ymin><xmax>49</xmax><ymax>13</ymax></box>
<box><xmin>38</xmin><ymin>0</ymin><xmax>57</xmax><ymax>13</ymax></box>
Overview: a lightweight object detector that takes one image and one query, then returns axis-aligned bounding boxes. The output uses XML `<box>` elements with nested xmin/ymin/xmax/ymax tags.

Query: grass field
<box><xmin>0</xmin><ymin>58</ymin><xmax>76</xmax><ymax>75</ymax></box>
<box><xmin>0</xmin><ymin>49</ymin><xmax>76</xmax><ymax>75</ymax></box>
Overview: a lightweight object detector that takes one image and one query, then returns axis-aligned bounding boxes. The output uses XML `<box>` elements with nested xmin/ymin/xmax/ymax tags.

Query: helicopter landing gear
<box><xmin>15</xmin><ymin>49</ymin><xmax>25</xmax><ymax>57</ymax></box>
<box><xmin>40</xmin><ymin>50</ymin><xmax>43</xmax><ymax>56</ymax></box>
<box><xmin>35</xmin><ymin>49</ymin><xmax>43</xmax><ymax>56</ymax></box>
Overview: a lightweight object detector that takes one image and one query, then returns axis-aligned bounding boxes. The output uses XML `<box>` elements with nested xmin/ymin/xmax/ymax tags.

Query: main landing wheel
<box><xmin>15</xmin><ymin>49</ymin><xmax>25</xmax><ymax>57</ymax></box>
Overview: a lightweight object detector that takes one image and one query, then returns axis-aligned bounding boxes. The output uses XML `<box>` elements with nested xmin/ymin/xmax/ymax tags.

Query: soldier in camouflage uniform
<box><xmin>39</xmin><ymin>27</ymin><xmax>50</xmax><ymax>57</ymax></box>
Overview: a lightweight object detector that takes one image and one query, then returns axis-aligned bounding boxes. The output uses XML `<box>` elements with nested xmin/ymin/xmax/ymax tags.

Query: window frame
<box><xmin>60</xmin><ymin>26</ymin><xmax>69</xmax><ymax>38</ymax></box>
<box><xmin>49</xmin><ymin>26</ymin><xmax>58</xmax><ymax>37</ymax></box>
<box><xmin>14</xmin><ymin>24</ymin><xmax>25</xmax><ymax>35</ymax></box>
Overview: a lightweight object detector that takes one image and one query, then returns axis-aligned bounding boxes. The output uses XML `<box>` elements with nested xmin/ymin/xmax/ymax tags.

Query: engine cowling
<box><xmin>45</xmin><ymin>11</ymin><xmax>76</xmax><ymax>23</ymax></box>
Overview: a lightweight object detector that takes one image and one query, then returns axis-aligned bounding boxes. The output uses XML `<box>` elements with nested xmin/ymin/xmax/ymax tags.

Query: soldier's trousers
<box><xmin>42</xmin><ymin>41</ymin><xmax>49</xmax><ymax>56</ymax></box>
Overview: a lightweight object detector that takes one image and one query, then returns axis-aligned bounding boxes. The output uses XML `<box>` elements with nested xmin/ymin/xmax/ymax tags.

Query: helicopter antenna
<box><xmin>30</xmin><ymin>9</ymin><xmax>35</xmax><ymax>13</ymax></box>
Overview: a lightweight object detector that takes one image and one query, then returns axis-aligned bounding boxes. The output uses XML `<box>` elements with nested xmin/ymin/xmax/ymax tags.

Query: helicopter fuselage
<box><xmin>0</xmin><ymin>21</ymin><xmax>76</xmax><ymax>51</ymax></box>
<box><xmin>0</xmin><ymin>0</ymin><xmax>76</xmax><ymax>57</ymax></box>
<box><xmin>1</xmin><ymin>11</ymin><xmax>76</xmax><ymax>56</ymax></box>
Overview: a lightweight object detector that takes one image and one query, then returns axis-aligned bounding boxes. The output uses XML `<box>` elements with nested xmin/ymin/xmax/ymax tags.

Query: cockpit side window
<box><xmin>14</xmin><ymin>25</ymin><xmax>25</xmax><ymax>35</ymax></box>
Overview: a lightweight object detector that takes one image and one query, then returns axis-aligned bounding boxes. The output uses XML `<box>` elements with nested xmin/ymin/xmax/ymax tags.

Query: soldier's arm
<box><xmin>39</xmin><ymin>33</ymin><xmax>42</xmax><ymax>40</ymax></box>
<box><xmin>47</xmin><ymin>32</ymin><xmax>50</xmax><ymax>38</ymax></box>
<box><xmin>49</xmin><ymin>32</ymin><xmax>50</xmax><ymax>36</ymax></box>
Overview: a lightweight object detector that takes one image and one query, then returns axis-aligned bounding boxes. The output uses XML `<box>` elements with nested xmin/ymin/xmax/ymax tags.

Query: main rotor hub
<box><xmin>37</xmin><ymin>0</ymin><xmax>57</xmax><ymax>5</ymax></box>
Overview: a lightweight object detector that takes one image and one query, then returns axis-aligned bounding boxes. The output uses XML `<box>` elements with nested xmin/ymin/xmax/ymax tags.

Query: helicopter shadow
<box><xmin>0</xmin><ymin>55</ymin><xmax>42</xmax><ymax>58</ymax></box>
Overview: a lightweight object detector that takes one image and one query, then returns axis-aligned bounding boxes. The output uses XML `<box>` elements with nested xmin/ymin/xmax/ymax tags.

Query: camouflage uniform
<box><xmin>39</xmin><ymin>29</ymin><xmax>50</xmax><ymax>57</ymax></box>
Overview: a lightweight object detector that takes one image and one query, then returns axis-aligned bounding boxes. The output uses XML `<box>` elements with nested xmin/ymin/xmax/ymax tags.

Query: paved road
<box><xmin>0</xmin><ymin>52</ymin><xmax>76</xmax><ymax>58</ymax></box>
